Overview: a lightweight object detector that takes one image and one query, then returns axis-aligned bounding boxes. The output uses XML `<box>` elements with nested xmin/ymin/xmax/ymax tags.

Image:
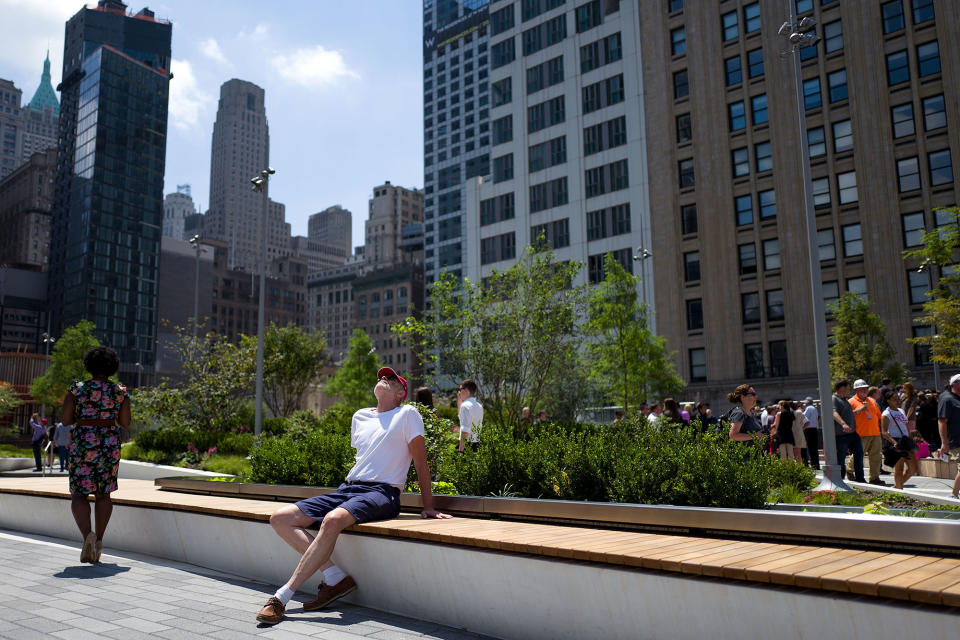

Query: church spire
<box><xmin>28</xmin><ymin>50</ymin><xmax>60</xmax><ymax>117</ymax></box>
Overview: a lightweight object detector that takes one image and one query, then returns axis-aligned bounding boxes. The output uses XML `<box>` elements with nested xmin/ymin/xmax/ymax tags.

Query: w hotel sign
<box><xmin>424</xmin><ymin>8</ymin><xmax>489</xmax><ymax>56</ymax></box>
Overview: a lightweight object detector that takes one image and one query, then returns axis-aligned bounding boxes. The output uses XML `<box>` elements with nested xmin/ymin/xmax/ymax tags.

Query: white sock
<box><xmin>323</xmin><ymin>565</ymin><xmax>346</xmax><ymax>586</ymax></box>
<box><xmin>273</xmin><ymin>585</ymin><xmax>294</xmax><ymax>605</ymax></box>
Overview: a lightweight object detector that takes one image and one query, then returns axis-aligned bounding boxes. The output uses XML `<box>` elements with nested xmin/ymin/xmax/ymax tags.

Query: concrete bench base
<box><xmin>1</xmin><ymin>491</ymin><xmax>957</xmax><ymax>640</ymax></box>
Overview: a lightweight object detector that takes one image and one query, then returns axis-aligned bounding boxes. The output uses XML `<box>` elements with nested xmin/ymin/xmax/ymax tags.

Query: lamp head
<box><xmin>798</xmin><ymin>16</ymin><xmax>816</xmax><ymax>32</ymax></box>
<box><xmin>777</xmin><ymin>21</ymin><xmax>792</xmax><ymax>36</ymax></box>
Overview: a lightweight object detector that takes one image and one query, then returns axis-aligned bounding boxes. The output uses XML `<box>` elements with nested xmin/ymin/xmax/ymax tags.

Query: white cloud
<box><xmin>238</xmin><ymin>23</ymin><xmax>270</xmax><ymax>40</ymax></box>
<box><xmin>168</xmin><ymin>59</ymin><xmax>212</xmax><ymax>132</ymax></box>
<box><xmin>0</xmin><ymin>0</ymin><xmax>82</xmax><ymax>88</ymax></box>
<box><xmin>270</xmin><ymin>45</ymin><xmax>359</xmax><ymax>89</ymax></box>
<box><xmin>199</xmin><ymin>38</ymin><xmax>229</xmax><ymax>66</ymax></box>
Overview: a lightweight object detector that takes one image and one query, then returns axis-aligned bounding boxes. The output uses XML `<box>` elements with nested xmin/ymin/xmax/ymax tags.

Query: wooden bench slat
<box><xmin>743</xmin><ymin>547</ymin><xmax>838</xmax><ymax>583</ymax></box>
<box><xmin>819</xmin><ymin>554</ymin><xmax>912</xmax><ymax>592</ymax></box>
<box><xmin>766</xmin><ymin>549</ymin><xmax>867</xmax><ymax>586</ymax></box>
<box><xmin>659</xmin><ymin>541</ymin><xmax>748</xmax><ymax>573</ymax></box>
<box><xmin>875</xmin><ymin>558</ymin><xmax>960</xmax><ymax>601</ymax></box>
<box><xmin>717</xmin><ymin>545</ymin><xmax>805</xmax><ymax>580</ymax></box>
<box><xmin>677</xmin><ymin>542</ymin><xmax>780</xmax><ymax>576</ymax></box>
<box><xmin>845</xmin><ymin>556</ymin><xmax>941</xmax><ymax>596</ymax></box>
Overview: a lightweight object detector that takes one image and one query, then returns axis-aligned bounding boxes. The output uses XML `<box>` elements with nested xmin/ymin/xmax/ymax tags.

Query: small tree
<box><xmin>241</xmin><ymin>323</ymin><xmax>327</xmax><ymax>417</ymax></box>
<box><xmin>904</xmin><ymin>206</ymin><xmax>960</xmax><ymax>366</ymax></box>
<box><xmin>0</xmin><ymin>381</ymin><xmax>22</xmax><ymax>417</ymax></box>
<box><xmin>325</xmin><ymin>329</ymin><xmax>380</xmax><ymax>410</ymax></box>
<box><xmin>30</xmin><ymin>320</ymin><xmax>100</xmax><ymax>410</ymax></box>
<box><xmin>828</xmin><ymin>292</ymin><xmax>909</xmax><ymax>385</ymax></box>
<box><xmin>583</xmin><ymin>253</ymin><xmax>684</xmax><ymax>412</ymax></box>
<box><xmin>134</xmin><ymin>327</ymin><xmax>255</xmax><ymax>431</ymax></box>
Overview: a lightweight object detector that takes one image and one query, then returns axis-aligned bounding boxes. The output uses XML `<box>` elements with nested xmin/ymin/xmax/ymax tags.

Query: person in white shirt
<box><xmin>257</xmin><ymin>367</ymin><xmax>452</xmax><ymax>626</ymax></box>
<box><xmin>457</xmin><ymin>379</ymin><xmax>483</xmax><ymax>452</ymax></box>
<box><xmin>801</xmin><ymin>397</ymin><xmax>821</xmax><ymax>470</ymax></box>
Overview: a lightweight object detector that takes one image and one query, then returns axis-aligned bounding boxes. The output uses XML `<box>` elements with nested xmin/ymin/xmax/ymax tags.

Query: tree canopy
<box><xmin>241</xmin><ymin>323</ymin><xmax>327</xmax><ymax>417</ymax></box>
<box><xmin>828</xmin><ymin>292</ymin><xmax>908</xmax><ymax>385</ymax></box>
<box><xmin>30</xmin><ymin>320</ymin><xmax>100</xmax><ymax>411</ymax></box>
<box><xmin>325</xmin><ymin>329</ymin><xmax>380</xmax><ymax>410</ymax></box>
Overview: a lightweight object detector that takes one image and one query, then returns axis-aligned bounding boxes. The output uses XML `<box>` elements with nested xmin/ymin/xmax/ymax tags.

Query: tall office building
<box><xmin>0</xmin><ymin>148</ymin><xmax>55</xmax><ymax>269</ymax></box>
<box><xmin>19</xmin><ymin>52</ymin><xmax>60</xmax><ymax>164</ymax></box>
<box><xmin>366</xmin><ymin>181</ymin><xmax>424</xmax><ymax>268</ymax></box>
<box><xmin>308</xmin><ymin>205</ymin><xmax>352</xmax><ymax>259</ymax></box>
<box><xmin>206</xmin><ymin>79</ymin><xmax>290</xmax><ymax>273</ymax></box>
<box><xmin>463</xmin><ymin>0</ymin><xmax>653</xmax><ymax>313</ymax></box>
<box><xmin>163</xmin><ymin>184</ymin><xmax>198</xmax><ymax>240</ymax></box>
<box><xmin>422</xmin><ymin>0</ymin><xmax>493</xmax><ymax>281</ymax></box>
<box><xmin>48</xmin><ymin>0</ymin><xmax>172</xmax><ymax>367</ymax></box>
<box><xmin>0</xmin><ymin>79</ymin><xmax>23</xmax><ymax>179</ymax></box>
<box><xmin>638</xmin><ymin>0</ymin><xmax>960</xmax><ymax>402</ymax></box>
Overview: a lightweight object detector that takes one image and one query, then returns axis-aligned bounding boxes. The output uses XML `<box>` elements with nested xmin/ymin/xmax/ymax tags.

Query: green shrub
<box><xmin>200</xmin><ymin>454</ymin><xmax>251</xmax><ymax>478</ymax></box>
<box><xmin>215</xmin><ymin>433</ymin><xmax>255</xmax><ymax>456</ymax></box>
<box><xmin>405</xmin><ymin>403</ymin><xmax>458</xmax><ymax>486</ymax></box>
<box><xmin>120</xmin><ymin>442</ymin><xmax>173</xmax><ymax>464</ymax></box>
<box><xmin>436</xmin><ymin>405</ymin><xmax>458</xmax><ymax>423</ymax></box>
<box><xmin>766</xmin><ymin>457</ymin><xmax>817</xmax><ymax>491</ymax></box>
<box><xmin>313</xmin><ymin>404</ymin><xmax>354</xmax><ymax>436</ymax></box>
<box><xmin>248</xmin><ymin>430</ymin><xmax>353</xmax><ymax>486</ymax></box>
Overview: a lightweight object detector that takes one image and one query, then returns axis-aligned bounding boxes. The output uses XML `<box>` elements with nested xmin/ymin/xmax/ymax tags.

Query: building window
<box><xmin>687</xmin><ymin>298</ymin><xmax>703</xmax><ymax>331</ymax></box>
<box><xmin>923</xmin><ymin>95</ymin><xmax>946</xmax><ymax>131</ymax></box>
<box><xmin>494</xmin><ymin>153</ymin><xmax>514</xmax><ymax>181</ymax></box>
<box><xmin>817</xmin><ymin>227</ymin><xmax>836</xmax><ymax>261</ymax></box>
<box><xmin>742</xmin><ymin>292</ymin><xmax>761</xmax><ymax>324</ymax></box>
<box><xmin>763</xmin><ymin>238</ymin><xmax>780</xmax><ymax>270</ymax></box>
<box><xmin>755</xmin><ymin>142</ymin><xmax>772</xmax><ymax>173</ymax></box>
<box><xmin>882</xmin><ymin>1</ymin><xmax>904</xmax><ymax>33</ymax></box>
<box><xmin>823</xmin><ymin>280</ymin><xmax>840</xmax><ymax>310</ymax></box>
<box><xmin>808</xmin><ymin>127</ymin><xmax>825</xmax><ymax>158</ymax></box>
<box><xmin>759</xmin><ymin>189</ymin><xmax>776</xmax><ymax>219</ymax></box>
<box><xmin>751</xmin><ymin>94</ymin><xmax>768</xmax><ymax>125</ymax></box>
<box><xmin>833</xmin><ymin>119</ymin><xmax>852</xmax><ymax>153</ymax></box>
<box><xmin>729</xmin><ymin>101</ymin><xmax>746</xmax><ymax>131</ymax></box>
<box><xmin>725</xmin><ymin>56</ymin><xmax>742</xmax><ymax>85</ymax></box>
<box><xmin>669</xmin><ymin>0</ymin><xmax>683</xmax><ymax>12</ymax></box>
<box><xmin>823</xmin><ymin>20</ymin><xmax>842</xmax><ymax>53</ymax></box>
<box><xmin>576</xmin><ymin>0</ymin><xmax>603</xmax><ymax>32</ymax></box>
<box><xmin>917</xmin><ymin>41</ymin><xmax>941</xmax><ymax>77</ymax></box>
<box><xmin>929</xmin><ymin>150</ymin><xmax>954</xmax><ymax>186</ymax></box>
<box><xmin>743</xmin><ymin>2</ymin><xmax>760</xmax><ymax>32</ymax></box>
<box><xmin>491</xmin><ymin>4</ymin><xmax>515</xmax><ymax>35</ymax></box>
<box><xmin>897</xmin><ymin>156</ymin><xmax>921</xmax><ymax>192</ymax></box>
<box><xmin>770</xmin><ymin>341</ymin><xmax>789</xmax><ymax>377</ymax></box>
<box><xmin>493</xmin><ymin>115</ymin><xmax>513</xmax><ymax>144</ymax></box>
<box><xmin>847</xmin><ymin>276</ymin><xmax>867</xmax><ymax>300</ymax></box>
<box><xmin>492</xmin><ymin>78</ymin><xmax>512</xmax><ymax>107</ymax></box>
<box><xmin>679</xmin><ymin>158</ymin><xmax>695</xmax><ymax>188</ymax></box>
<box><xmin>671</xmin><ymin>27</ymin><xmax>686</xmax><ymax>55</ymax></box>
<box><xmin>747</xmin><ymin>48</ymin><xmax>763</xmax><ymax>78</ymax></box>
<box><xmin>908</xmin><ymin>269</ymin><xmax>931</xmax><ymax>305</ymax></box>
<box><xmin>745</xmin><ymin>344</ymin><xmax>764</xmax><ymax>379</ymax></box>
<box><xmin>739</xmin><ymin>242</ymin><xmax>757</xmax><ymax>274</ymax></box>
<box><xmin>827</xmin><ymin>70</ymin><xmax>847</xmax><ymax>102</ymax></box>
<box><xmin>732</xmin><ymin>147</ymin><xmax>750</xmax><ymax>177</ymax></box>
<box><xmin>813</xmin><ymin>177</ymin><xmax>831</xmax><ymax>208</ymax></box>
<box><xmin>913</xmin><ymin>326</ymin><xmax>932</xmax><ymax>366</ymax></box>
<box><xmin>891</xmin><ymin>103</ymin><xmax>915</xmax><ymax>138</ymax></box>
<box><xmin>902</xmin><ymin>212</ymin><xmax>925</xmax><ymax>247</ymax></box>
<box><xmin>837</xmin><ymin>171</ymin><xmax>857</xmax><ymax>203</ymax></box>
<box><xmin>674</xmin><ymin>70</ymin><xmax>689</xmax><ymax>99</ymax></box>
<box><xmin>735</xmin><ymin>194</ymin><xmax>753</xmax><ymax>226</ymax></box>
<box><xmin>491</xmin><ymin>38</ymin><xmax>516</xmax><ymax>69</ymax></box>
<box><xmin>797</xmin><ymin>0</ymin><xmax>813</xmax><ymax>14</ymax></box>
<box><xmin>681</xmin><ymin>203</ymin><xmax>697</xmax><ymax>235</ymax></box>
<box><xmin>842</xmin><ymin>223</ymin><xmax>862</xmax><ymax>257</ymax></box>
<box><xmin>767</xmin><ymin>289</ymin><xmax>785</xmax><ymax>322</ymax></box>
<box><xmin>803</xmin><ymin>78</ymin><xmax>821</xmax><ymax>110</ymax></box>
<box><xmin>684</xmin><ymin>251</ymin><xmax>700</xmax><ymax>282</ymax></box>
<box><xmin>887</xmin><ymin>50</ymin><xmax>909</xmax><ymax>85</ymax></box>
<box><xmin>689</xmin><ymin>348</ymin><xmax>706</xmax><ymax>382</ymax></box>
<box><xmin>676</xmin><ymin>113</ymin><xmax>692</xmax><ymax>143</ymax></box>
<box><xmin>912</xmin><ymin>0</ymin><xmax>934</xmax><ymax>24</ymax></box>
<box><xmin>721</xmin><ymin>10</ymin><xmax>739</xmax><ymax>40</ymax></box>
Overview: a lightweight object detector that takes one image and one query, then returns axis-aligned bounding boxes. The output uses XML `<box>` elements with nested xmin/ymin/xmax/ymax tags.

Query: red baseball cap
<box><xmin>377</xmin><ymin>367</ymin><xmax>408</xmax><ymax>401</ymax></box>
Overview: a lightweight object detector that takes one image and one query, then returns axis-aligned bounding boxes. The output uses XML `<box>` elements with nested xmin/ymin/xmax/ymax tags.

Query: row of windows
<box><xmin>720</xmin><ymin>2</ymin><xmax>761</xmax><ymax>42</ymax></box>
<box><xmin>896</xmin><ymin>150</ymin><xmax>954</xmax><ymax>193</ymax></box>
<box><xmin>727</xmin><ymin>94</ymin><xmax>768</xmax><ymax>132</ymax></box>
<box><xmin>880</xmin><ymin>0</ymin><xmax>935</xmax><ymax>35</ymax></box>
<box><xmin>891</xmin><ymin>95</ymin><xmax>947</xmax><ymax>138</ymax></box>
<box><xmin>725</xmin><ymin>49</ymin><xmax>764</xmax><ymax>85</ymax></box>
<box><xmin>886</xmin><ymin>41</ymin><xmax>941</xmax><ymax>86</ymax></box>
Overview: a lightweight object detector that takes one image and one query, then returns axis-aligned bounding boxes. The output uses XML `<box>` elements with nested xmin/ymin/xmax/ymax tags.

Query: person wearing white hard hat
<box><xmin>848</xmin><ymin>378</ymin><xmax>885</xmax><ymax>485</ymax></box>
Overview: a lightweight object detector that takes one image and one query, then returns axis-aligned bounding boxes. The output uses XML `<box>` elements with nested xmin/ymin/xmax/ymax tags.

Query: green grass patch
<box><xmin>0</xmin><ymin>444</ymin><xmax>33</xmax><ymax>458</ymax></box>
<box><xmin>199</xmin><ymin>454</ymin><xmax>250</xmax><ymax>478</ymax></box>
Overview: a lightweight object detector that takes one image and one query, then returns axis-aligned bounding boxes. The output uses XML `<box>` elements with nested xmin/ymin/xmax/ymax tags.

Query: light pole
<box><xmin>188</xmin><ymin>235</ymin><xmax>207</xmax><ymax>338</ymax></box>
<box><xmin>40</xmin><ymin>331</ymin><xmax>55</xmax><ymax>418</ymax></box>
<box><xmin>633</xmin><ymin>247</ymin><xmax>653</xmax><ymax>403</ymax></box>
<box><xmin>779</xmin><ymin>8</ymin><xmax>849</xmax><ymax>491</ymax></box>
<box><xmin>134</xmin><ymin>361</ymin><xmax>143</xmax><ymax>388</ymax></box>
<box><xmin>251</xmin><ymin>167</ymin><xmax>275</xmax><ymax>437</ymax></box>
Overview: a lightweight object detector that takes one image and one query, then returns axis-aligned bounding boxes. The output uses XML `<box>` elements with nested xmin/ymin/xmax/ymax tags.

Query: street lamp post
<box><xmin>250</xmin><ymin>167</ymin><xmax>275</xmax><ymax>437</ymax></box>
<box><xmin>134</xmin><ymin>361</ymin><xmax>143</xmax><ymax>388</ymax></box>
<box><xmin>633</xmin><ymin>247</ymin><xmax>653</xmax><ymax>403</ymax></box>
<box><xmin>779</xmin><ymin>9</ymin><xmax>849</xmax><ymax>491</ymax></box>
<box><xmin>40</xmin><ymin>331</ymin><xmax>55</xmax><ymax>418</ymax></box>
<box><xmin>188</xmin><ymin>235</ymin><xmax>207</xmax><ymax>338</ymax></box>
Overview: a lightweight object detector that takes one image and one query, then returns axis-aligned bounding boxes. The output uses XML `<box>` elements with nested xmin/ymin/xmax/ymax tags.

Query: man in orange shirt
<box><xmin>847</xmin><ymin>379</ymin><xmax>885</xmax><ymax>485</ymax></box>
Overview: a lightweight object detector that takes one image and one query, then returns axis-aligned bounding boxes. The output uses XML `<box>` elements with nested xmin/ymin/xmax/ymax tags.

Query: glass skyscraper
<box><xmin>48</xmin><ymin>0</ymin><xmax>172</xmax><ymax>368</ymax></box>
<box><xmin>422</xmin><ymin>0</ymin><xmax>492</xmax><ymax>280</ymax></box>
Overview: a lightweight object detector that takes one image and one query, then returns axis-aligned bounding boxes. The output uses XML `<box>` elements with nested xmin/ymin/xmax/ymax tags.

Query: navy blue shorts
<box><xmin>295</xmin><ymin>482</ymin><xmax>401</xmax><ymax>526</ymax></box>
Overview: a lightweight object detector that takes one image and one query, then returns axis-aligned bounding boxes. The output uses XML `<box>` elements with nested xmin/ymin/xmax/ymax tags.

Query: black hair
<box><xmin>459</xmin><ymin>379</ymin><xmax>478</xmax><ymax>395</ymax></box>
<box><xmin>834</xmin><ymin>379</ymin><xmax>851</xmax><ymax>392</ymax></box>
<box><xmin>83</xmin><ymin>346</ymin><xmax>120</xmax><ymax>377</ymax></box>
<box><xmin>415</xmin><ymin>386</ymin><xmax>434</xmax><ymax>407</ymax></box>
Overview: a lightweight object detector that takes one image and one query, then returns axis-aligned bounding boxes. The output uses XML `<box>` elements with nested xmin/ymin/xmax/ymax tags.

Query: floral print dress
<box><xmin>68</xmin><ymin>379</ymin><xmax>129</xmax><ymax>495</ymax></box>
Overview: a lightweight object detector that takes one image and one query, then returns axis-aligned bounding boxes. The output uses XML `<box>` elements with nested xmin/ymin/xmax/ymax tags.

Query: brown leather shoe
<box><xmin>303</xmin><ymin>576</ymin><xmax>357</xmax><ymax>611</ymax></box>
<box><xmin>256</xmin><ymin>597</ymin><xmax>285</xmax><ymax>624</ymax></box>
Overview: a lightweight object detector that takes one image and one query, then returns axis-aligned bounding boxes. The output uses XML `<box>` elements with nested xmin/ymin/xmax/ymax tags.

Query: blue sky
<box><xmin>1</xmin><ymin>0</ymin><xmax>425</xmax><ymax>249</ymax></box>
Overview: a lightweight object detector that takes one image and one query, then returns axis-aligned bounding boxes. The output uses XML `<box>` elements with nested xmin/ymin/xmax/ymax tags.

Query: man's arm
<box><xmin>408</xmin><ymin>435</ymin><xmax>452</xmax><ymax>519</ymax></box>
<box><xmin>939</xmin><ymin>418</ymin><xmax>951</xmax><ymax>454</ymax></box>
<box><xmin>833</xmin><ymin>410</ymin><xmax>853</xmax><ymax>433</ymax></box>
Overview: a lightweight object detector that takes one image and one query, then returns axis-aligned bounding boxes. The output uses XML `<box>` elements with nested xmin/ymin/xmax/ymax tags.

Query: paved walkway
<box><xmin>0</xmin><ymin>529</ymin><xmax>490</xmax><ymax>640</ymax></box>
<box><xmin>817</xmin><ymin>456</ymin><xmax>959</xmax><ymax>505</ymax></box>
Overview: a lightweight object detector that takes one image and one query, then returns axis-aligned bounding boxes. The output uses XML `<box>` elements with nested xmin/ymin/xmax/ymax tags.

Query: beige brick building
<box><xmin>0</xmin><ymin>148</ymin><xmax>54</xmax><ymax>269</ymax></box>
<box><xmin>639</xmin><ymin>0</ymin><xmax>960</xmax><ymax>405</ymax></box>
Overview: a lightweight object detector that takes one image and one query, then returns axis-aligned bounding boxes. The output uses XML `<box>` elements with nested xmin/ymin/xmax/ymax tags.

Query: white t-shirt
<box><xmin>883</xmin><ymin>407</ymin><xmax>910</xmax><ymax>439</ymax></box>
<box><xmin>345</xmin><ymin>404</ymin><xmax>425</xmax><ymax>488</ymax></box>
<box><xmin>459</xmin><ymin>397</ymin><xmax>483</xmax><ymax>443</ymax></box>
<box><xmin>803</xmin><ymin>404</ymin><xmax>820</xmax><ymax>429</ymax></box>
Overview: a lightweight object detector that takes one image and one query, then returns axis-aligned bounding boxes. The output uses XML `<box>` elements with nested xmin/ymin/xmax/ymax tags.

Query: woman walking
<box><xmin>772</xmin><ymin>400</ymin><xmax>798</xmax><ymax>460</ymax></box>
<box><xmin>728</xmin><ymin>384</ymin><xmax>762</xmax><ymax>441</ymax></box>
<box><xmin>62</xmin><ymin>346</ymin><xmax>130</xmax><ymax>563</ymax></box>
<box><xmin>881</xmin><ymin>390</ymin><xmax>918</xmax><ymax>490</ymax></box>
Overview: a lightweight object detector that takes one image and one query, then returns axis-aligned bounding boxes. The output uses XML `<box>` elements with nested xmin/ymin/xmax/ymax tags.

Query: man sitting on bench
<box><xmin>257</xmin><ymin>367</ymin><xmax>451</xmax><ymax>625</ymax></box>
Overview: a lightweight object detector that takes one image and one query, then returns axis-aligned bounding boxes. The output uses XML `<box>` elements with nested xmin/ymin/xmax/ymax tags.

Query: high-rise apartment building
<box><xmin>48</xmin><ymin>0</ymin><xmax>172</xmax><ymax>368</ymax></box>
<box><xmin>163</xmin><ymin>185</ymin><xmax>198</xmax><ymax>240</ymax></box>
<box><xmin>205</xmin><ymin>79</ymin><xmax>290</xmax><ymax>273</ymax></box>
<box><xmin>308</xmin><ymin>205</ymin><xmax>352</xmax><ymax>260</ymax></box>
<box><xmin>19</xmin><ymin>52</ymin><xmax>59</xmax><ymax>164</ymax></box>
<box><xmin>0</xmin><ymin>79</ymin><xmax>23</xmax><ymax>179</ymax></box>
<box><xmin>0</xmin><ymin>148</ymin><xmax>55</xmax><ymax>269</ymax></box>
<box><xmin>463</xmin><ymin>0</ymin><xmax>653</xmax><ymax>312</ymax></box>
<box><xmin>366</xmin><ymin>181</ymin><xmax>425</xmax><ymax>268</ymax></box>
<box><xmin>422</xmin><ymin>0</ymin><xmax>493</xmax><ymax>281</ymax></box>
<box><xmin>638</xmin><ymin>0</ymin><xmax>960</xmax><ymax>402</ymax></box>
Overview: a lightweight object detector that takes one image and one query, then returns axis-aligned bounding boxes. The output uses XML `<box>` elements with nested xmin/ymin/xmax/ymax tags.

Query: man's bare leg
<box><xmin>270</xmin><ymin>503</ymin><xmax>337</xmax><ymax>572</ymax></box>
<box><xmin>283</xmin><ymin>507</ymin><xmax>356</xmax><ymax>593</ymax></box>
